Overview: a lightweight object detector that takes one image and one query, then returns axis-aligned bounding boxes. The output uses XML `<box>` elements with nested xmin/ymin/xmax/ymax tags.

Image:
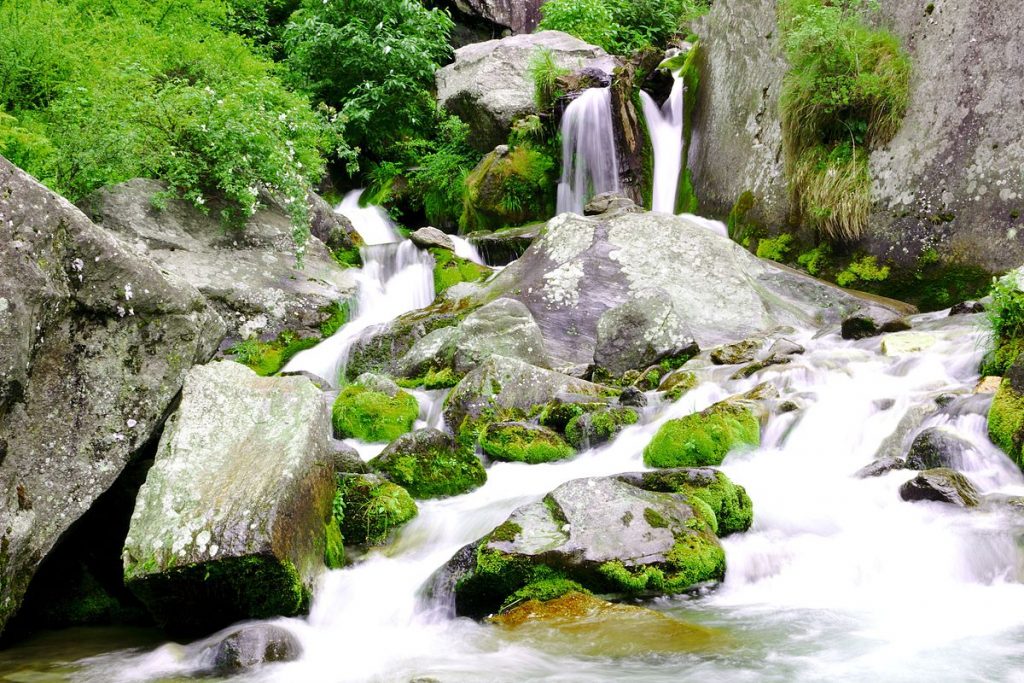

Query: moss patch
<box><xmin>430</xmin><ymin>248</ymin><xmax>490</xmax><ymax>296</ymax></box>
<box><xmin>324</xmin><ymin>522</ymin><xmax>346</xmax><ymax>568</ymax></box>
<box><xmin>331</xmin><ymin>385</ymin><xmax>419</xmax><ymax>442</ymax></box>
<box><xmin>370</xmin><ymin>443</ymin><xmax>486</xmax><ymax>499</ymax></box>
<box><xmin>480</xmin><ymin>422</ymin><xmax>575</xmax><ymax>464</ymax></box>
<box><xmin>989</xmin><ymin>378</ymin><xmax>1024</xmax><ymax>469</ymax></box>
<box><xmin>229</xmin><ymin>302</ymin><xmax>351</xmax><ymax>376</ymax></box>
<box><xmin>564</xmin><ymin>408</ymin><xmax>639</xmax><ymax>449</ymax></box>
<box><xmin>643</xmin><ymin>402</ymin><xmax>760</xmax><ymax>468</ymax></box>
<box><xmin>336</xmin><ymin>474</ymin><xmax>418</xmax><ymax>546</ymax></box>
<box><xmin>499</xmin><ymin>578</ymin><xmax>588</xmax><ymax>613</ymax></box>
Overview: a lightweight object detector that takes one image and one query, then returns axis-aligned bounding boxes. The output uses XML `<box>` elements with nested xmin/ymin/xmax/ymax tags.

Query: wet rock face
<box><xmin>122</xmin><ymin>362</ymin><xmax>335</xmax><ymax>635</ymax></box>
<box><xmin>905</xmin><ymin>427</ymin><xmax>974</xmax><ymax>470</ymax></box>
<box><xmin>841</xmin><ymin>306</ymin><xmax>912</xmax><ymax>340</ymax></box>
<box><xmin>208</xmin><ymin>624</ymin><xmax>302</xmax><ymax>674</ymax></box>
<box><xmin>0</xmin><ymin>156</ymin><xmax>224</xmax><ymax>636</ymax></box>
<box><xmin>899</xmin><ymin>468</ymin><xmax>981</xmax><ymax>507</ymax></box>
<box><xmin>82</xmin><ymin>179</ymin><xmax>357</xmax><ymax>342</ymax></box>
<box><xmin>436</xmin><ymin>31</ymin><xmax>617</xmax><ymax>152</ymax></box>
<box><xmin>593</xmin><ymin>293</ymin><xmax>699</xmax><ymax>377</ymax></box>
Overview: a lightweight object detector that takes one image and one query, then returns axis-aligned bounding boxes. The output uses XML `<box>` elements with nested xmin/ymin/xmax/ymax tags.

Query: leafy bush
<box><xmin>755</xmin><ymin>234</ymin><xmax>793</xmax><ymax>262</ymax></box>
<box><xmin>989</xmin><ymin>274</ymin><xmax>1024</xmax><ymax>345</ymax></box>
<box><xmin>537</xmin><ymin>0</ymin><xmax>616</xmax><ymax>51</ymax></box>
<box><xmin>836</xmin><ymin>254</ymin><xmax>890</xmax><ymax>287</ymax></box>
<box><xmin>537</xmin><ymin>0</ymin><xmax>708</xmax><ymax>55</ymax></box>
<box><xmin>779</xmin><ymin>0</ymin><xmax>910</xmax><ymax>241</ymax></box>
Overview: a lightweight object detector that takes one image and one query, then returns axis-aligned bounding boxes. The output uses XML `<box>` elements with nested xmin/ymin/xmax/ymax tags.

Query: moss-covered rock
<box><xmin>988</xmin><ymin>361</ymin><xmax>1024</xmax><ymax>468</ymax></box>
<box><xmin>370</xmin><ymin>428</ymin><xmax>487</xmax><ymax>499</ymax></box>
<box><xmin>459</xmin><ymin>144</ymin><xmax>557</xmax><ymax>233</ymax></box>
<box><xmin>564</xmin><ymin>407</ymin><xmax>639</xmax><ymax>450</ymax></box>
<box><xmin>480</xmin><ymin>422</ymin><xmax>575</xmax><ymax>464</ymax></box>
<box><xmin>658</xmin><ymin>370</ymin><xmax>698</xmax><ymax>401</ymax></box>
<box><xmin>335</xmin><ymin>474</ymin><xmax>418</xmax><ymax>546</ymax></box>
<box><xmin>618</xmin><ymin>468</ymin><xmax>753</xmax><ymax>536</ymax></box>
<box><xmin>431</xmin><ymin>248</ymin><xmax>491</xmax><ymax>296</ymax></box>
<box><xmin>538</xmin><ymin>400</ymin><xmax>603</xmax><ymax>433</ymax></box>
<box><xmin>331</xmin><ymin>384</ymin><xmax>420</xmax><ymax>443</ymax></box>
<box><xmin>643</xmin><ymin>401</ymin><xmax>760</xmax><ymax>468</ymax></box>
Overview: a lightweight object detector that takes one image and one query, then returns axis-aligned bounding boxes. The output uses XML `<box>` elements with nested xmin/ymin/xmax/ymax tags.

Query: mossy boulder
<box><xmin>480</xmin><ymin>422</ymin><xmax>575</xmax><ymax>464</ymax></box>
<box><xmin>121</xmin><ymin>362</ymin><xmax>336</xmax><ymax>635</ymax></box>
<box><xmin>431</xmin><ymin>248</ymin><xmax>491</xmax><ymax>296</ymax></box>
<box><xmin>644</xmin><ymin>400</ymin><xmax>760</xmax><ymax>468</ymax></box>
<box><xmin>564</xmin><ymin>407</ymin><xmax>639</xmax><ymax>450</ymax></box>
<box><xmin>617</xmin><ymin>468</ymin><xmax>753</xmax><ymax>536</ymax></box>
<box><xmin>988</xmin><ymin>356</ymin><xmax>1024</xmax><ymax>469</ymax></box>
<box><xmin>335</xmin><ymin>474</ymin><xmax>418</xmax><ymax>546</ymax></box>
<box><xmin>331</xmin><ymin>384</ymin><xmax>419</xmax><ymax>443</ymax></box>
<box><xmin>438</xmin><ymin>475</ymin><xmax>729</xmax><ymax>618</ymax></box>
<box><xmin>370</xmin><ymin>428</ymin><xmax>486</xmax><ymax>499</ymax></box>
<box><xmin>460</xmin><ymin>144</ymin><xmax>556</xmax><ymax>233</ymax></box>
<box><xmin>658</xmin><ymin>370</ymin><xmax>699</xmax><ymax>401</ymax></box>
<box><xmin>538</xmin><ymin>400</ymin><xmax>605</xmax><ymax>433</ymax></box>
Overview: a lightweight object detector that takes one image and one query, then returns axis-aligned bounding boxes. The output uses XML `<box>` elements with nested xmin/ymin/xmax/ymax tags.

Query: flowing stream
<box><xmin>8</xmin><ymin>201</ymin><xmax>1024</xmax><ymax>683</ymax></box>
<box><xmin>556</xmin><ymin>88</ymin><xmax>620</xmax><ymax>215</ymax></box>
<box><xmin>641</xmin><ymin>75</ymin><xmax>684</xmax><ymax>215</ymax></box>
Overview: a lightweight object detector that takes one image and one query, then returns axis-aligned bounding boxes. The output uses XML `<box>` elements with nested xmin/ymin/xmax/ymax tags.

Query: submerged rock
<box><xmin>122</xmin><ymin>362</ymin><xmax>335</xmax><ymax>634</ymax></box>
<box><xmin>0</xmin><ymin>157</ymin><xmax>224</xmax><ymax>636</ymax></box>
<box><xmin>899</xmin><ymin>468</ymin><xmax>980</xmax><ymax>507</ymax></box>
<box><xmin>841</xmin><ymin>306</ymin><xmax>912</xmax><ymax>340</ymax></box>
<box><xmin>436</xmin><ymin>31</ymin><xmax>617</xmax><ymax>152</ymax></box>
<box><xmin>208</xmin><ymin>624</ymin><xmax>302</xmax><ymax>674</ymax></box>
<box><xmin>905</xmin><ymin>427</ymin><xmax>974</xmax><ymax>470</ymax></box>
<box><xmin>336</xmin><ymin>474</ymin><xmax>418</xmax><ymax>546</ymax></box>
<box><xmin>710</xmin><ymin>339</ymin><xmax>762</xmax><ymax>365</ymax></box>
<box><xmin>370</xmin><ymin>428</ymin><xmax>486</xmax><ymax>499</ymax></box>
<box><xmin>644</xmin><ymin>400</ymin><xmax>760</xmax><ymax>468</ymax></box>
<box><xmin>881</xmin><ymin>331</ymin><xmax>937</xmax><ymax>355</ymax></box>
<box><xmin>949</xmin><ymin>301</ymin><xmax>985</xmax><ymax>316</ymax></box>
<box><xmin>855</xmin><ymin>456</ymin><xmax>907</xmax><ymax>479</ymax></box>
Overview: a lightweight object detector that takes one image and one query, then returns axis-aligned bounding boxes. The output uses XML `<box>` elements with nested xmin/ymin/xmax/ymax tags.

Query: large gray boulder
<box><xmin>437</xmin><ymin>31</ymin><xmax>618</xmax><ymax>152</ymax></box>
<box><xmin>438</xmin><ymin>471</ymin><xmax>747</xmax><ymax>618</ymax></box>
<box><xmin>83</xmin><ymin>179</ymin><xmax>358</xmax><ymax>342</ymax></box>
<box><xmin>690</xmin><ymin>0</ymin><xmax>1024</xmax><ymax>275</ymax></box>
<box><xmin>473</xmin><ymin>200</ymin><xmax>879</xmax><ymax>368</ymax></box>
<box><xmin>444</xmin><ymin>0</ymin><xmax>548</xmax><ymax>35</ymax></box>
<box><xmin>0</xmin><ymin>156</ymin><xmax>224</xmax><ymax>636</ymax></box>
<box><xmin>122</xmin><ymin>361</ymin><xmax>335</xmax><ymax>634</ymax></box>
<box><xmin>593</xmin><ymin>292</ymin><xmax>698</xmax><ymax>376</ymax></box>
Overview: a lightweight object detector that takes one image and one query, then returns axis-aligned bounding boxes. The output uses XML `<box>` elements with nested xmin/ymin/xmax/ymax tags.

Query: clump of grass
<box><xmin>528</xmin><ymin>49</ymin><xmax>570</xmax><ymax>112</ymax></box>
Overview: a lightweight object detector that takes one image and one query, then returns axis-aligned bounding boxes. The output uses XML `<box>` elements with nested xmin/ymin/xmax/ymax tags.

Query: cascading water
<box><xmin>556</xmin><ymin>88</ymin><xmax>620</xmax><ymax>215</ymax></box>
<box><xmin>63</xmin><ymin>309</ymin><xmax>1024</xmax><ymax>683</ymax></box>
<box><xmin>280</xmin><ymin>190</ymin><xmax>435</xmax><ymax>386</ymax></box>
<box><xmin>641</xmin><ymin>74</ymin><xmax>684</xmax><ymax>214</ymax></box>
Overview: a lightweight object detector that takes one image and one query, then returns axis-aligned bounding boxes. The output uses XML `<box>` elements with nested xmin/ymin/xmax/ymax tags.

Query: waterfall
<box><xmin>556</xmin><ymin>88</ymin><xmax>620</xmax><ymax>215</ymax></box>
<box><xmin>281</xmin><ymin>190</ymin><xmax>435</xmax><ymax>386</ymax></box>
<box><xmin>641</xmin><ymin>73</ymin><xmax>685</xmax><ymax>214</ymax></box>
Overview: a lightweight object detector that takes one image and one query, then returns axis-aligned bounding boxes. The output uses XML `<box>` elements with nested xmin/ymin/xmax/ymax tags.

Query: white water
<box><xmin>282</xmin><ymin>190</ymin><xmax>435</xmax><ymax>386</ymax></box>
<box><xmin>641</xmin><ymin>75</ymin><xmax>685</xmax><ymax>214</ymax></box>
<box><xmin>556</xmin><ymin>88</ymin><xmax>620</xmax><ymax>215</ymax></box>
<box><xmin>450</xmin><ymin>235</ymin><xmax>485</xmax><ymax>266</ymax></box>
<box><xmin>73</xmin><ymin>309</ymin><xmax>1024</xmax><ymax>683</ymax></box>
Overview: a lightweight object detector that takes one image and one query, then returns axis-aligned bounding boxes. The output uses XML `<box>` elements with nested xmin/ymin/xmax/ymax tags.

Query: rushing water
<box><xmin>641</xmin><ymin>75</ymin><xmax>684</xmax><ymax>214</ymax></box>
<box><xmin>556</xmin><ymin>88</ymin><xmax>620</xmax><ymax>215</ymax></box>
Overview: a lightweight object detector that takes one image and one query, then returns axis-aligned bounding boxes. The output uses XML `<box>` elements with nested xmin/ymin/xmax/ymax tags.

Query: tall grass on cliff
<box><xmin>779</xmin><ymin>0</ymin><xmax>910</xmax><ymax>242</ymax></box>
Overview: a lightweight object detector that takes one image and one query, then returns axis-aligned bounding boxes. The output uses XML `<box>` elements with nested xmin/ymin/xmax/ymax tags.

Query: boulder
<box><xmin>410</xmin><ymin>227</ymin><xmax>455</xmax><ymax>252</ymax></box>
<box><xmin>443</xmin><ymin>355</ymin><xmax>610</xmax><ymax>432</ymax></box>
<box><xmin>899</xmin><ymin>468</ymin><xmax>981</xmax><ymax>507</ymax></box>
<box><xmin>439</xmin><ymin>474</ymin><xmax>736</xmax><ymax>618</ymax></box>
<box><xmin>841</xmin><ymin>306</ymin><xmax>912</xmax><ymax>340</ymax></box>
<box><xmin>208</xmin><ymin>624</ymin><xmax>302</xmax><ymax>674</ymax></box>
<box><xmin>615</xmin><ymin>468</ymin><xmax>753</xmax><ymax>537</ymax></box>
<box><xmin>905</xmin><ymin>427</ymin><xmax>974</xmax><ymax>470</ymax></box>
<box><xmin>331</xmin><ymin>383</ymin><xmax>420</xmax><ymax>443</ymax></box>
<box><xmin>564</xmin><ymin>407</ymin><xmax>639</xmax><ymax>450</ymax></box>
<box><xmin>480</xmin><ymin>422</ymin><xmax>575</xmax><ymax>464</ymax></box>
<box><xmin>329</xmin><ymin>440</ymin><xmax>369</xmax><ymax>474</ymax></box>
<box><xmin>710</xmin><ymin>339</ymin><xmax>762</xmax><ymax>366</ymax></box>
<box><xmin>436</xmin><ymin>31</ymin><xmax>617</xmax><ymax>152</ymax></box>
<box><xmin>452</xmin><ymin>298</ymin><xmax>550</xmax><ymax>374</ymax></box>
<box><xmin>121</xmin><ymin>362</ymin><xmax>336</xmax><ymax>634</ymax></box>
<box><xmin>0</xmin><ymin>157</ymin><xmax>224</xmax><ymax>636</ymax></box>
<box><xmin>83</xmin><ymin>179</ymin><xmax>357</xmax><ymax>342</ymax></box>
<box><xmin>440</xmin><ymin>0</ymin><xmax>548</xmax><ymax>35</ymax></box>
<box><xmin>619</xmin><ymin>386</ymin><xmax>649</xmax><ymax>407</ymax></box>
<box><xmin>474</xmin><ymin>204</ymin><xmax>885</xmax><ymax>369</ymax></box>
<box><xmin>369</xmin><ymin>428</ymin><xmax>486</xmax><ymax>499</ymax></box>
<box><xmin>593</xmin><ymin>292</ymin><xmax>699</xmax><ymax>377</ymax></box>
<box><xmin>467</xmin><ymin>224</ymin><xmax>542</xmax><ymax>266</ymax></box>
<box><xmin>461</xmin><ymin>145</ymin><xmax>556</xmax><ymax>232</ymax></box>
<box><xmin>336</xmin><ymin>473</ymin><xmax>418</xmax><ymax>546</ymax></box>
<box><xmin>644</xmin><ymin>400</ymin><xmax>760</xmax><ymax>468</ymax></box>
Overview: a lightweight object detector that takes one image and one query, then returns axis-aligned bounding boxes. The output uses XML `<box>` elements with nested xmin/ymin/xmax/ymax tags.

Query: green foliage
<box><xmin>283</xmin><ymin>0</ymin><xmax>453</xmax><ymax>164</ymax></box>
<box><xmin>564</xmin><ymin>408</ymin><xmax>638</xmax><ymax>450</ymax></box>
<box><xmin>529</xmin><ymin>49</ymin><xmax>570</xmax><ymax>112</ymax></box>
<box><xmin>0</xmin><ymin>110</ymin><xmax>55</xmax><ymax>185</ymax></box>
<box><xmin>756</xmin><ymin>233</ymin><xmax>794</xmax><ymax>262</ymax></box>
<box><xmin>643</xmin><ymin>401</ymin><xmax>760</xmax><ymax>468</ymax></box>
<box><xmin>460</xmin><ymin>143</ymin><xmax>558</xmax><ymax>233</ymax></box>
<box><xmin>480</xmin><ymin>423</ymin><xmax>576</xmax><ymax>464</ymax></box>
<box><xmin>336</xmin><ymin>475</ymin><xmax>418</xmax><ymax>546</ymax></box>
<box><xmin>332</xmin><ymin>385</ymin><xmax>420</xmax><ymax>442</ymax></box>
<box><xmin>500</xmin><ymin>578</ymin><xmax>588</xmax><ymax>612</ymax></box>
<box><xmin>229</xmin><ymin>331</ymin><xmax>318</xmax><ymax>376</ymax></box>
<box><xmin>779</xmin><ymin>0</ymin><xmax>910</xmax><ymax>241</ymax></box>
<box><xmin>797</xmin><ymin>244</ymin><xmax>831</xmax><ymax>275</ymax></box>
<box><xmin>988</xmin><ymin>275</ymin><xmax>1024</xmax><ymax>344</ymax></box>
<box><xmin>537</xmin><ymin>0</ymin><xmax>709</xmax><ymax>55</ymax></box>
<box><xmin>219</xmin><ymin>0</ymin><xmax>300</xmax><ymax>56</ymax></box>
<box><xmin>836</xmin><ymin>254</ymin><xmax>890</xmax><ymax>287</ymax></box>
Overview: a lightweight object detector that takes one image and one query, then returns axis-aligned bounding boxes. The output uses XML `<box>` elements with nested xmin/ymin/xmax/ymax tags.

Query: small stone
<box><xmin>899</xmin><ymin>468</ymin><xmax>980</xmax><ymax>507</ymax></box>
<box><xmin>905</xmin><ymin>427</ymin><xmax>973</xmax><ymax>470</ymax></box>
<box><xmin>855</xmin><ymin>456</ymin><xmax>907</xmax><ymax>478</ymax></box>
<box><xmin>619</xmin><ymin>386</ymin><xmax>647</xmax><ymax>407</ymax></box>
<box><xmin>881</xmin><ymin>331</ymin><xmax>937</xmax><ymax>355</ymax></box>
<box><xmin>211</xmin><ymin>624</ymin><xmax>302</xmax><ymax>673</ymax></box>
<box><xmin>765</xmin><ymin>338</ymin><xmax>805</xmax><ymax>358</ymax></box>
<box><xmin>949</xmin><ymin>301</ymin><xmax>985</xmax><ymax>316</ymax></box>
<box><xmin>710</xmin><ymin>339</ymin><xmax>762</xmax><ymax>365</ymax></box>
<box><xmin>841</xmin><ymin>306</ymin><xmax>911</xmax><ymax>340</ymax></box>
<box><xmin>410</xmin><ymin>227</ymin><xmax>455</xmax><ymax>252</ymax></box>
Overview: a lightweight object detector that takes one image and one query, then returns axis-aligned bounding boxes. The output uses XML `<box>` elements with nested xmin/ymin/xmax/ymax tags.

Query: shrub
<box><xmin>537</xmin><ymin>0</ymin><xmax>616</xmax><ymax>51</ymax></box>
<box><xmin>755</xmin><ymin>233</ymin><xmax>793</xmax><ymax>262</ymax></box>
<box><xmin>528</xmin><ymin>49</ymin><xmax>569</xmax><ymax>112</ymax></box>
<box><xmin>537</xmin><ymin>0</ymin><xmax>709</xmax><ymax>55</ymax></box>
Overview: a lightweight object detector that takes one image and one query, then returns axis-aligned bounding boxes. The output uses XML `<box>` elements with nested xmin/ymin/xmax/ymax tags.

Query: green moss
<box><xmin>989</xmin><ymin>379</ymin><xmax>1024</xmax><ymax>468</ymax></box>
<box><xmin>564</xmin><ymin>408</ymin><xmax>639</xmax><ymax>450</ymax></box>
<box><xmin>538</xmin><ymin>401</ymin><xmax>589</xmax><ymax>432</ymax></box>
<box><xmin>229</xmin><ymin>332</ymin><xmax>318</xmax><ymax>377</ymax></box>
<box><xmin>499</xmin><ymin>577</ymin><xmax>587</xmax><ymax>612</ymax></box>
<box><xmin>836</xmin><ymin>255</ymin><xmax>890</xmax><ymax>287</ymax></box>
<box><xmin>632</xmin><ymin>469</ymin><xmax>754</xmax><ymax>536</ymax></box>
<box><xmin>331</xmin><ymin>245</ymin><xmax>363</xmax><ymax>268</ymax></box>
<box><xmin>489</xmin><ymin>521</ymin><xmax>523</xmax><ymax>543</ymax></box>
<box><xmin>665</xmin><ymin>531</ymin><xmax>727</xmax><ymax>586</ymax></box>
<box><xmin>459</xmin><ymin>143</ymin><xmax>557</xmax><ymax>233</ymax></box>
<box><xmin>331</xmin><ymin>385</ymin><xmax>419</xmax><ymax>442</ymax></box>
<box><xmin>319</xmin><ymin>301</ymin><xmax>351</xmax><ymax>337</ymax></box>
<box><xmin>336</xmin><ymin>475</ymin><xmax>418</xmax><ymax>545</ymax></box>
<box><xmin>644</xmin><ymin>507</ymin><xmax>669</xmax><ymax>528</ymax></box>
<box><xmin>982</xmin><ymin>337</ymin><xmax>1024</xmax><ymax>377</ymax></box>
<box><xmin>371</xmin><ymin>447</ymin><xmax>487</xmax><ymax>499</ymax></box>
<box><xmin>660</xmin><ymin>371</ymin><xmax>698</xmax><ymax>401</ymax></box>
<box><xmin>397</xmin><ymin>366</ymin><xmax>462</xmax><ymax>390</ymax></box>
<box><xmin>480</xmin><ymin>422</ymin><xmax>575</xmax><ymax>464</ymax></box>
<box><xmin>727</xmin><ymin>190</ymin><xmax>758</xmax><ymax>243</ymax></box>
<box><xmin>756</xmin><ymin>233</ymin><xmax>794</xmax><ymax>262</ymax></box>
<box><xmin>797</xmin><ymin>244</ymin><xmax>831</xmax><ymax>275</ymax></box>
<box><xmin>430</xmin><ymin>248</ymin><xmax>491</xmax><ymax>295</ymax></box>
<box><xmin>675</xmin><ymin>43</ymin><xmax>702</xmax><ymax>214</ymax></box>
<box><xmin>324</xmin><ymin>522</ymin><xmax>346</xmax><ymax>568</ymax></box>
<box><xmin>643</xmin><ymin>401</ymin><xmax>760</xmax><ymax>468</ymax></box>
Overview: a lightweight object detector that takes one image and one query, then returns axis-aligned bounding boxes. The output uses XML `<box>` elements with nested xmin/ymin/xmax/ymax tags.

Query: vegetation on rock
<box><xmin>480</xmin><ymin>422</ymin><xmax>576</xmax><ymax>464</ymax></box>
<box><xmin>644</xmin><ymin>402</ymin><xmax>760</xmax><ymax>468</ymax></box>
<box><xmin>538</xmin><ymin>0</ymin><xmax>709</xmax><ymax>55</ymax></box>
<box><xmin>335</xmin><ymin>474</ymin><xmax>418</xmax><ymax>546</ymax></box>
<box><xmin>331</xmin><ymin>385</ymin><xmax>419</xmax><ymax>442</ymax></box>
<box><xmin>370</xmin><ymin>430</ymin><xmax>487</xmax><ymax>498</ymax></box>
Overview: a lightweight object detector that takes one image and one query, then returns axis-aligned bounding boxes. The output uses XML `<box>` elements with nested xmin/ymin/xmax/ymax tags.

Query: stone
<box><xmin>564</xmin><ymin>407</ymin><xmax>639</xmax><ymax>450</ymax></box>
<box><xmin>331</xmin><ymin>383</ymin><xmax>419</xmax><ymax>443</ymax></box>
<box><xmin>436</xmin><ymin>31</ymin><xmax>617</xmax><ymax>152</ymax></box>
<box><xmin>710</xmin><ymin>339</ymin><xmax>763</xmax><ymax>365</ymax></box>
<box><xmin>461</xmin><ymin>146</ymin><xmax>555</xmax><ymax>232</ymax></box>
<box><xmin>369</xmin><ymin>428</ymin><xmax>486</xmax><ymax>499</ymax></box>
<box><xmin>615</xmin><ymin>468</ymin><xmax>753</xmax><ymax>537</ymax></box>
<box><xmin>766</xmin><ymin>338</ymin><xmax>806</xmax><ymax>358</ymax></box>
<box><xmin>329</xmin><ymin>440</ymin><xmax>368</xmax><ymax>474</ymax></box>
<box><xmin>410</xmin><ymin>227</ymin><xmax>455</xmax><ymax>252</ymax></box>
<box><xmin>881</xmin><ymin>331</ymin><xmax>937</xmax><ymax>355</ymax></box>
<box><xmin>730</xmin><ymin>355</ymin><xmax>791</xmax><ymax>380</ymax></box>
<box><xmin>855</xmin><ymin>456</ymin><xmax>907</xmax><ymax>479</ymax></box>
<box><xmin>593</xmin><ymin>293</ymin><xmax>699</xmax><ymax>377</ymax></box>
<box><xmin>899</xmin><ymin>468</ymin><xmax>980</xmax><ymax>507</ymax></box>
<box><xmin>618</xmin><ymin>386</ymin><xmax>648</xmax><ymax>407</ymax></box>
<box><xmin>336</xmin><ymin>473</ymin><xmax>417</xmax><ymax>545</ymax></box>
<box><xmin>439</xmin><ymin>0</ymin><xmax>548</xmax><ymax>35</ymax></box>
<box><xmin>82</xmin><ymin>179</ymin><xmax>357</xmax><ymax>342</ymax></box>
<box><xmin>584</xmin><ymin>193</ymin><xmax>644</xmax><ymax>217</ymax></box>
<box><xmin>439</xmin><ymin>474</ymin><xmax>736</xmax><ymax>618</ymax></box>
<box><xmin>209</xmin><ymin>624</ymin><xmax>302</xmax><ymax>674</ymax></box>
<box><xmin>905</xmin><ymin>427</ymin><xmax>974</xmax><ymax>470</ymax></box>
<box><xmin>949</xmin><ymin>301</ymin><xmax>985</xmax><ymax>316</ymax></box>
<box><xmin>644</xmin><ymin>401</ymin><xmax>760</xmax><ymax>468</ymax></box>
<box><xmin>0</xmin><ymin>157</ymin><xmax>224</xmax><ymax>636</ymax></box>
<box><xmin>121</xmin><ymin>362</ymin><xmax>335</xmax><ymax>634</ymax></box>
<box><xmin>841</xmin><ymin>306</ymin><xmax>912</xmax><ymax>340</ymax></box>
<box><xmin>480</xmin><ymin>422</ymin><xmax>575</xmax><ymax>464</ymax></box>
